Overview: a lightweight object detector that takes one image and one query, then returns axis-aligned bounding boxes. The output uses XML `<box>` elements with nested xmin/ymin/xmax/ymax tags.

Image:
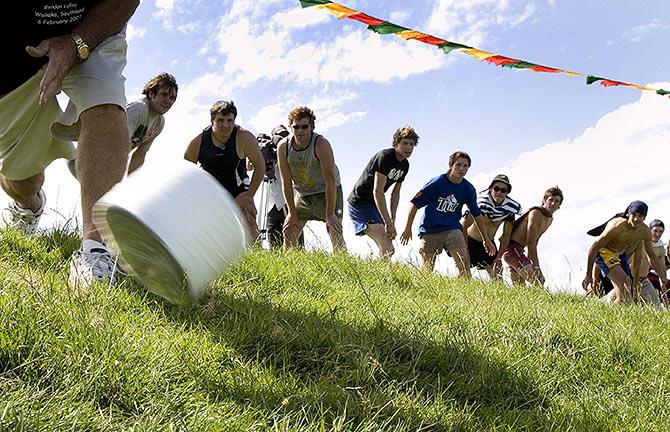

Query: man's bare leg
<box><xmin>0</xmin><ymin>172</ymin><xmax>45</xmax><ymax>211</ymax></box>
<box><xmin>364</xmin><ymin>224</ymin><xmax>394</xmax><ymax>258</ymax></box>
<box><xmin>328</xmin><ymin>222</ymin><xmax>346</xmax><ymax>251</ymax></box>
<box><xmin>76</xmin><ymin>105</ymin><xmax>128</xmax><ymax>242</ymax></box>
<box><xmin>608</xmin><ymin>266</ymin><xmax>632</xmax><ymax>304</ymax></box>
<box><xmin>420</xmin><ymin>250</ymin><xmax>437</xmax><ymax>271</ymax></box>
<box><xmin>449</xmin><ymin>247</ymin><xmax>472</xmax><ymax>278</ymax></box>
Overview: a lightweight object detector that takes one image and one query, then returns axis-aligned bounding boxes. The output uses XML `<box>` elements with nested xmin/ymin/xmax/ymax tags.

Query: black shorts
<box><xmin>468</xmin><ymin>236</ymin><xmax>496</xmax><ymax>269</ymax></box>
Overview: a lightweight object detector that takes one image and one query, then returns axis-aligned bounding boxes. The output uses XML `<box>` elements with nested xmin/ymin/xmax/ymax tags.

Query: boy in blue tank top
<box><xmin>400</xmin><ymin>151</ymin><xmax>495</xmax><ymax>276</ymax></box>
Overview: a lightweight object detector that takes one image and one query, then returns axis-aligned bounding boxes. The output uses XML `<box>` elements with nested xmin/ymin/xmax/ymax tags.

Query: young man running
<box><xmin>462</xmin><ymin>174</ymin><xmax>521</xmax><ymax>279</ymax></box>
<box><xmin>400</xmin><ymin>151</ymin><xmax>495</xmax><ymax>276</ymax></box>
<box><xmin>582</xmin><ymin>202</ymin><xmax>670</xmax><ymax>304</ymax></box>
<box><xmin>348</xmin><ymin>126</ymin><xmax>418</xmax><ymax>258</ymax></box>
<box><xmin>502</xmin><ymin>186</ymin><xmax>563</xmax><ymax>287</ymax></box>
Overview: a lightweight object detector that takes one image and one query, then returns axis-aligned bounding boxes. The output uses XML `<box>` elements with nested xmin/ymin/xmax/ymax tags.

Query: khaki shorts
<box><xmin>295</xmin><ymin>185</ymin><xmax>344</xmax><ymax>222</ymax></box>
<box><xmin>0</xmin><ymin>32</ymin><xmax>127</xmax><ymax>180</ymax></box>
<box><xmin>419</xmin><ymin>229</ymin><xmax>466</xmax><ymax>256</ymax></box>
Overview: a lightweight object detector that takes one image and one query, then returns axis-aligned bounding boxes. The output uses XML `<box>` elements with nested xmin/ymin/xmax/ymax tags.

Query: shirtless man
<box><xmin>582</xmin><ymin>201</ymin><xmax>670</xmax><ymax>304</ymax></box>
<box><xmin>462</xmin><ymin>174</ymin><xmax>521</xmax><ymax>279</ymax></box>
<box><xmin>629</xmin><ymin>219</ymin><xmax>667</xmax><ymax>307</ymax></box>
<box><xmin>502</xmin><ymin>186</ymin><xmax>563</xmax><ymax>286</ymax></box>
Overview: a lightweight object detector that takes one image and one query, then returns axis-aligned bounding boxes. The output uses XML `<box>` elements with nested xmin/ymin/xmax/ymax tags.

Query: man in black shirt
<box><xmin>347</xmin><ymin>126</ymin><xmax>418</xmax><ymax>257</ymax></box>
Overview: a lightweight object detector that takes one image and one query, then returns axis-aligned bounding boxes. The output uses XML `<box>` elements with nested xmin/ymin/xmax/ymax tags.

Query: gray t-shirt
<box><xmin>286</xmin><ymin>132</ymin><xmax>341</xmax><ymax>197</ymax></box>
<box><xmin>127</xmin><ymin>96</ymin><xmax>164</xmax><ymax>152</ymax></box>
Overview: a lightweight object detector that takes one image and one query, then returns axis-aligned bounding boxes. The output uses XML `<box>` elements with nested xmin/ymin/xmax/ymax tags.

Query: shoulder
<box><xmin>236</xmin><ymin>127</ymin><xmax>256</xmax><ymax>143</ymax></box>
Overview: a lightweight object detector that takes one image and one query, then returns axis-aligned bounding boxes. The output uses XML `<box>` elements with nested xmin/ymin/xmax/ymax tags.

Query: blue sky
<box><xmin>11</xmin><ymin>0</ymin><xmax>670</xmax><ymax>292</ymax></box>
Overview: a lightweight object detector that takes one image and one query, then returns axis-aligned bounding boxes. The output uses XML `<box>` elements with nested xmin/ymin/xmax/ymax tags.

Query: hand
<box><xmin>399</xmin><ymin>228</ymin><xmax>412</xmax><ymax>245</ymax></box>
<box><xmin>26</xmin><ymin>36</ymin><xmax>79</xmax><ymax>106</ymax></box>
<box><xmin>325</xmin><ymin>213</ymin><xmax>342</xmax><ymax>236</ymax></box>
<box><xmin>582</xmin><ymin>275</ymin><xmax>593</xmax><ymax>292</ymax></box>
<box><xmin>483</xmin><ymin>239</ymin><xmax>496</xmax><ymax>256</ymax></box>
<box><xmin>384</xmin><ymin>222</ymin><xmax>397</xmax><ymax>240</ymax></box>
<box><xmin>234</xmin><ymin>192</ymin><xmax>257</xmax><ymax>220</ymax></box>
<box><xmin>283</xmin><ymin>212</ymin><xmax>300</xmax><ymax>239</ymax></box>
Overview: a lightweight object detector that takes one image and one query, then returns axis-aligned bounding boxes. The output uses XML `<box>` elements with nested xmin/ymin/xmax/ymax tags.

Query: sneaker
<box><xmin>69</xmin><ymin>239</ymin><xmax>118</xmax><ymax>287</ymax></box>
<box><xmin>1</xmin><ymin>189</ymin><xmax>46</xmax><ymax>235</ymax></box>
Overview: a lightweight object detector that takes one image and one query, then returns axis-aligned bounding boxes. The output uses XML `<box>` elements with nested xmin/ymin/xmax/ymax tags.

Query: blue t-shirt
<box><xmin>410</xmin><ymin>174</ymin><xmax>480</xmax><ymax>237</ymax></box>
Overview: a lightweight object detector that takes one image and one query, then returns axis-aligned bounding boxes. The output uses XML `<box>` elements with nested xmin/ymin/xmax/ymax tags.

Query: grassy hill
<box><xmin>1</xmin><ymin>229</ymin><xmax>669</xmax><ymax>431</ymax></box>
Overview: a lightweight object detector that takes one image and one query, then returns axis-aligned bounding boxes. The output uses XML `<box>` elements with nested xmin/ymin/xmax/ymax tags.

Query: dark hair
<box><xmin>543</xmin><ymin>186</ymin><xmax>564</xmax><ymax>204</ymax></box>
<box><xmin>142</xmin><ymin>73</ymin><xmax>178</xmax><ymax>97</ymax></box>
<box><xmin>392</xmin><ymin>125</ymin><xmax>419</xmax><ymax>147</ymax></box>
<box><xmin>210</xmin><ymin>100</ymin><xmax>237</xmax><ymax>121</ymax></box>
<box><xmin>448</xmin><ymin>151</ymin><xmax>471</xmax><ymax>168</ymax></box>
<box><xmin>288</xmin><ymin>106</ymin><xmax>316</xmax><ymax>127</ymax></box>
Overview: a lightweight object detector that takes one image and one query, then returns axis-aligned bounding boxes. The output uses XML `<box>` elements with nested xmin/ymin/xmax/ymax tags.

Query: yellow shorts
<box><xmin>0</xmin><ymin>32</ymin><xmax>127</xmax><ymax>180</ymax></box>
<box><xmin>598</xmin><ymin>247</ymin><xmax>622</xmax><ymax>269</ymax></box>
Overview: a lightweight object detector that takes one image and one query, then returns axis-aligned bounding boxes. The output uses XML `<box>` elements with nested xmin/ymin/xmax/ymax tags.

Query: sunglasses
<box><xmin>291</xmin><ymin>124</ymin><xmax>310</xmax><ymax>130</ymax></box>
<box><xmin>492</xmin><ymin>186</ymin><xmax>509</xmax><ymax>193</ymax></box>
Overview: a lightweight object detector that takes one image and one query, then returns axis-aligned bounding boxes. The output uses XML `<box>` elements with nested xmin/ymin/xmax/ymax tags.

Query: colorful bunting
<box><xmin>301</xmin><ymin>0</ymin><xmax>669</xmax><ymax>100</ymax></box>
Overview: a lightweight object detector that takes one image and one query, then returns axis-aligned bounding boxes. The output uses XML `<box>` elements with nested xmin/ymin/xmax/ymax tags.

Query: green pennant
<box><xmin>367</xmin><ymin>22</ymin><xmax>409</xmax><ymax>35</ymax></box>
<box><xmin>299</xmin><ymin>0</ymin><xmax>332</xmax><ymax>7</ymax></box>
<box><xmin>586</xmin><ymin>75</ymin><xmax>604</xmax><ymax>85</ymax></box>
<box><xmin>501</xmin><ymin>61</ymin><xmax>536</xmax><ymax>69</ymax></box>
<box><xmin>437</xmin><ymin>42</ymin><xmax>471</xmax><ymax>54</ymax></box>
<box><xmin>657</xmin><ymin>89</ymin><xmax>670</xmax><ymax>96</ymax></box>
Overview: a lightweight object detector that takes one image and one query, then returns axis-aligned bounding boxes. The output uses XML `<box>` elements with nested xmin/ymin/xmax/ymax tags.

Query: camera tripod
<box><xmin>256</xmin><ymin>173</ymin><xmax>285</xmax><ymax>247</ymax></box>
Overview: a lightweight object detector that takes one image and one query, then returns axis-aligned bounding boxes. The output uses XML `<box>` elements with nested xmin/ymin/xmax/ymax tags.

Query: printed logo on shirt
<box><xmin>387</xmin><ymin>168</ymin><xmax>404</xmax><ymax>181</ymax></box>
<box><xmin>436</xmin><ymin>194</ymin><xmax>459</xmax><ymax>213</ymax></box>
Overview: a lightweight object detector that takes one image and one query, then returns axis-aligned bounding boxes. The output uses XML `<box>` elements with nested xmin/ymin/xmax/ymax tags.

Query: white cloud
<box><xmin>426</xmin><ymin>0</ymin><xmax>538</xmax><ymax>47</ymax></box>
<box><xmin>621</xmin><ymin>19</ymin><xmax>663</xmax><ymax>42</ymax></box>
<box><xmin>467</xmin><ymin>84</ymin><xmax>670</xmax><ymax>293</ymax></box>
<box><xmin>125</xmin><ymin>24</ymin><xmax>146</xmax><ymax>41</ymax></box>
<box><xmin>270</xmin><ymin>5</ymin><xmax>330</xmax><ymax>30</ymax></box>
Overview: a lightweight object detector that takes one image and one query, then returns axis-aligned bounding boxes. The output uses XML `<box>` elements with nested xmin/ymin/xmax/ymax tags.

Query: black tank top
<box><xmin>197</xmin><ymin>125</ymin><xmax>248</xmax><ymax>198</ymax></box>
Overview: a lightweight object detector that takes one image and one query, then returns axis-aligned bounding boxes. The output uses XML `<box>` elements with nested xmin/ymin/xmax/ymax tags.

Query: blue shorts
<box><xmin>348</xmin><ymin>202</ymin><xmax>384</xmax><ymax>236</ymax></box>
<box><xmin>595</xmin><ymin>251</ymin><xmax>632</xmax><ymax>278</ymax></box>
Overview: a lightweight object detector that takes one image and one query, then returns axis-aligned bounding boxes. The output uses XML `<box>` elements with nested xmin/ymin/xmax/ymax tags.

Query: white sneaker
<box><xmin>69</xmin><ymin>239</ymin><xmax>118</xmax><ymax>287</ymax></box>
<box><xmin>1</xmin><ymin>189</ymin><xmax>46</xmax><ymax>235</ymax></box>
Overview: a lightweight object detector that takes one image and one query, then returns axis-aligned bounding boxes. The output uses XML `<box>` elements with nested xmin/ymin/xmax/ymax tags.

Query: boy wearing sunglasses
<box><xmin>462</xmin><ymin>174</ymin><xmax>521</xmax><ymax>279</ymax></box>
<box><xmin>277</xmin><ymin>106</ymin><xmax>345</xmax><ymax>250</ymax></box>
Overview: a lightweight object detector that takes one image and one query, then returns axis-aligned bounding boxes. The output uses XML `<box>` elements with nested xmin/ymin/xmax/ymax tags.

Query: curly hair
<box><xmin>288</xmin><ymin>106</ymin><xmax>316</xmax><ymax>127</ymax></box>
<box><xmin>142</xmin><ymin>72</ymin><xmax>178</xmax><ymax>97</ymax></box>
<box><xmin>392</xmin><ymin>125</ymin><xmax>419</xmax><ymax>147</ymax></box>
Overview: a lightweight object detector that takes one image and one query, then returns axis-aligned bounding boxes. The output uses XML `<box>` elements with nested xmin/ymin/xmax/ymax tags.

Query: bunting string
<box><xmin>299</xmin><ymin>0</ymin><xmax>670</xmax><ymax>100</ymax></box>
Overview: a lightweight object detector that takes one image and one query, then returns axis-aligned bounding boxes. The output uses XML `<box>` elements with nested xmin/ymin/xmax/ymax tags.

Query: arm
<box><xmin>127</xmin><ymin>147</ymin><xmax>148</xmax><ymax>174</ymax></box>
<box><xmin>277</xmin><ymin>140</ymin><xmax>298</xmax><ymax>230</ymax></box>
<box><xmin>373</xmin><ymin>172</ymin><xmax>395</xmax><ymax>239</ymax></box>
<box><xmin>183</xmin><ymin>135</ymin><xmax>202</xmax><ymax>163</ymax></box>
<box><xmin>315</xmin><ymin>137</ymin><xmax>342</xmax><ymax>235</ymax></box>
<box><xmin>235</xmin><ymin>130</ymin><xmax>266</xmax><ymax>218</ymax></box>
<box><xmin>400</xmin><ymin>204</ymin><xmax>418</xmax><ymax>245</ymax></box>
<box><xmin>525</xmin><ymin>210</ymin><xmax>551</xmax><ymax>285</ymax></box>
<box><xmin>497</xmin><ymin>220</ymin><xmax>514</xmax><ymax>261</ymax></box>
<box><xmin>472</xmin><ymin>215</ymin><xmax>496</xmax><ymax>255</ymax></box>
<box><xmin>389</xmin><ymin>181</ymin><xmax>402</xmax><ymax>223</ymax></box>
<box><xmin>238</xmin><ymin>130</ymin><xmax>265</xmax><ymax>197</ymax></box>
<box><xmin>27</xmin><ymin>0</ymin><xmax>140</xmax><ymax>106</ymax></box>
<box><xmin>645</xmin><ymin>239</ymin><xmax>669</xmax><ymax>286</ymax></box>
<box><xmin>582</xmin><ymin>221</ymin><xmax>621</xmax><ymax>290</ymax></box>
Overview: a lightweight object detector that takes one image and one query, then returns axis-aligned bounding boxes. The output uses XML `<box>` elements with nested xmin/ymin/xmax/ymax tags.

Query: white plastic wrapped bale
<box><xmin>92</xmin><ymin>160</ymin><xmax>247</xmax><ymax>304</ymax></box>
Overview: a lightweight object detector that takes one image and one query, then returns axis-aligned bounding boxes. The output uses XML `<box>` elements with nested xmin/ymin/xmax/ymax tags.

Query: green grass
<box><xmin>1</xmin><ymin>228</ymin><xmax>669</xmax><ymax>431</ymax></box>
